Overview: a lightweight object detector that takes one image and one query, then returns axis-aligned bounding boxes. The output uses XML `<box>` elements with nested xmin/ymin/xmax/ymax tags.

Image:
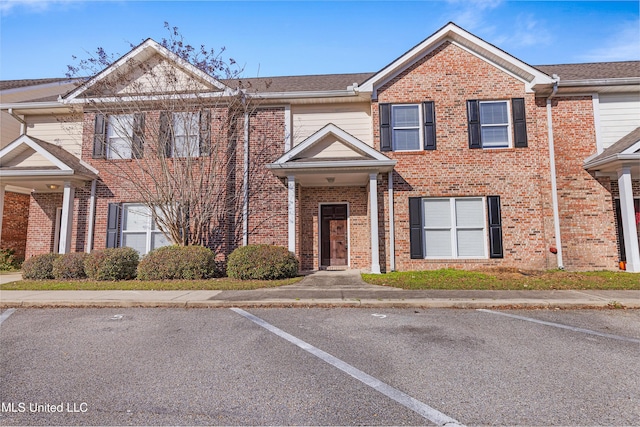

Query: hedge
<box><xmin>227</xmin><ymin>244</ymin><xmax>299</xmax><ymax>280</ymax></box>
<box><xmin>137</xmin><ymin>245</ymin><xmax>217</xmax><ymax>280</ymax></box>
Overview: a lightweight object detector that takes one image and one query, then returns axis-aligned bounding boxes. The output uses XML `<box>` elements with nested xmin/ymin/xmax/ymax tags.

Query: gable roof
<box><xmin>584</xmin><ymin>127</ymin><xmax>640</xmax><ymax>173</ymax></box>
<box><xmin>62</xmin><ymin>38</ymin><xmax>236</xmax><ymax>103</ymax></box>
<box><xmin>358</xmin><ymin>22</ymin><xmax>555</xmax><ymax>97</ymax></box>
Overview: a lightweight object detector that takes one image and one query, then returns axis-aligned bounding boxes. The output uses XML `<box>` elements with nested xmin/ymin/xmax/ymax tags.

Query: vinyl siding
<box><xmin>26</xmin><ymin>115</ymin><xmax>83</xmax><ymax>157</ymax></box>
<box><xmin>292</xmin><ymin>102</ymin><xmax>372</xmax><ymax>146</ymax></box>
<box><xmin>599</xmin><ymin>93</ymin><xmax>640</xmax><ymax>148</ymax></box>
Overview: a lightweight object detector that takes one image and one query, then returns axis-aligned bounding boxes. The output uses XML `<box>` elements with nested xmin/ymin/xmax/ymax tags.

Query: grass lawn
<box><xmin>0</xmin><ymin>276</ymin><xmax>303</xmax><ymax>291</ymax></box>
<box><xmin>362</xmin><ymin>268</ymin><xmax>640</xmax><ymax>290</ymax></box>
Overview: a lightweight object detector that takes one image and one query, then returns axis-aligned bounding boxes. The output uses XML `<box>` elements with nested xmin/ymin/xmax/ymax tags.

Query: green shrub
<box><xmin>52</xmin><ymin>252</ymin><xmax>87</xmax><ymax>279</ymax></box>
<box><xmin>22</xmin><ymin>253</ymin><xmax>61</xmax><ymax>279</ymax></box>
<box><xmin>227</xmin><ymin>244</ymin><xmax>299</xmax><ymax>280</ymax></box>
<box><xmin>0</xmin><ymin>248</ymin><xmax>21</xmax><ymax>271</ymax></box>
<box><xmin>84</xmin><ymin>247</ymin><xmax>139</xmax><ymax>281</ymax></box>
<box><xmin>137</xmin><ymin>245</ymin><xmax>218</xmax><ymax>280</ymax></box>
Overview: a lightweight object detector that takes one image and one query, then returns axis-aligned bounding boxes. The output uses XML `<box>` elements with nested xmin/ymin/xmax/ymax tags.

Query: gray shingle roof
<box><xmin>589</xmin><ymin>128</ymin><xmax>640</xmax><ymax>164</ymax></box>
<box><xmin>223</xmin><ymin>72</ymin><xmax>375</xmax><ymax>93</ymax></box>
<box><xmin>0</xmin><ymin>78</ymin><xmax>74</xmax><ymax>91</ymax></box>
<box><xmin>535</xmin><ymin>61</ymin><xmax>640</xmax><ymax>80</ymax></box>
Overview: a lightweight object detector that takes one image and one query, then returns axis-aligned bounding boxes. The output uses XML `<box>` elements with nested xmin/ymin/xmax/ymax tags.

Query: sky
<box><xmin>0</xmin><ymin>0</ymin><xmax>638</xmax><ymax>81</ymax></box>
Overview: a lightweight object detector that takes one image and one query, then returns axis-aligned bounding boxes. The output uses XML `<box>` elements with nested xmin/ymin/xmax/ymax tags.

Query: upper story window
<box><xmin>160</xmin><ymin>110</ymin><xmax>211</xmax><ymax>158</ymax></box>
<box><xmin>93</xmin><ymin>113</ymin><xmax>144</xmax><ymax>159</ymax></box>
<box><xmin>392</xmin><ymin>104</ymin><xmax>422</xmax><ymax>151</ymax></box>
<box><xmin>379</xmin><ymin>101</ymin><xmax>436</xmax><ymax>152</ymax></box>
<box><xmin>467</xmin><ymin>98</ymin><xmax>528</xmax><ymax>149</ymax></box>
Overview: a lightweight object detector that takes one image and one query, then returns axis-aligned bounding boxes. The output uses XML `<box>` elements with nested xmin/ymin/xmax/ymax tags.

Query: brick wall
<box><xmin>25</xmin><ymin>193</ymin><xmax>62</xmax><ymax>258</ymax></box>
<box><xmin>374</xmin><ymin>41</ymin><xmax>554</xmax><ymax>271</ymax></box>
<box><xmin>1</xmin><ymin>191</ymin><xmax>30</xmax><ymax>261</ymax></box>
<box><xmin>298</xmin><ymin>186</ymin><xmax>370</xmax><ymax>271</ymax></box>
<box><xmin>550</xmin><ymin>96</ymin><xmax>619</xmax><ymax>270</ymax></box>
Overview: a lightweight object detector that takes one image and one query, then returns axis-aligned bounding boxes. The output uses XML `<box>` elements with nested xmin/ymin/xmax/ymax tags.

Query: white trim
<box><xmin>243</xmin><ymin>111</ymin><xmax>250</xmax><ymax>246</ymax></box>
<box><xmin>369</xmin><ymin>173</ymin><xmax>381</xmax><ymax>274</ymax></box>
<box><xmin>592</xmin><ymin>93</ymin><xmax>603</xmax><ymax>154</ymax></box>
<box><xmin>53</xmin><ymin>207</ymin><xmax>62</xmax><ymax>254</ymax></box>
<box><xmin>318</xmin><ymin>202</ymin><xmax>350</xmax><ymax>269</ymax></box>
<box><xmin>284</xmin><ymin>105</ymin><xmax>292</xmax><ymax>152</ymax></box>
<box><xmin>287</xmin><ymin>176</ymin><xmax>296</xmax><ymax>254</ymax></box>
<box><xmin>388</xmin><ymin>171</ymin><xmax>395</xmax><ymax>272</ymax></box>
<box><xmin>617</xmin><ymin>168</ymin><xmax>640</xmax><ymax>272</ymax></box>
<box><xmin>547</xmin><ymin>98</ymin><xmax>565</xmax><ymax>269</ymax></box>
<box><xmin>0</xmin><ymin>134</ymin><xmax>72</xmax><ymax>172</ymax></box>
<box><xmin>58</xmin><ymin>181</ymin><xmax>74</xmax><ymax>254</ymax></box>
<box><xmin>85</xmin><ymin>179</ymin><xmax>97</xmax><ymax>253</ymax></box>
<box><xmin>0</xmin><ymin>185</ymin><xmax>5</xmax><ymax>245</ymax></box>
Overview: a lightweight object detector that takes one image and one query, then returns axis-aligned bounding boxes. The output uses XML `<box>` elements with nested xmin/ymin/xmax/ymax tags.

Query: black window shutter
<box><xmin>487</xmin><ymin>196</ymin><xmax>503</xmax><ymax>258</ymax></box>
<box><xmin>511</xmin><ymin>98</ymin><xmax>528</xmax><ymax>148</ymax></box>
<box><xmin>467</xmin><ymin>100</ymin><xmax>482</xmax><ymax>149</ymax></box>
<box><xmin>159</xmin><ymin>111</ymin><xmax>172</xmax><ymax>158</ymax></box>
<box><xmin>423</xmin><ymin>101</ymin><xmax>436</xmax><ymax>150</ymax></box>
<box><xmin>409</xmin><ymin>197</ymin><xmax>424</xmax><ymax>259</ymax></box>
<box><xmin>132</xmin><ymin>113</ymin><xmax>145</xmax><ymax>159</ymax></box>
<box><xmin>93</xmin><ymin>114</ymin><xmax>106</xmax><ymax>158</ymax></box>
<box><xmin>379</xmin><ymin>103</ymin><xmax>392</xmax><ymax>152</ymax></box>
<box><xmin>199</xmin><ymin>109</ymin><xmax>211</xmax><ymax>156</ymax></box>
<box><xmin>106</xmin><ymin>203</ymin><xmax>121</xmax><ymax>248</ymax></box>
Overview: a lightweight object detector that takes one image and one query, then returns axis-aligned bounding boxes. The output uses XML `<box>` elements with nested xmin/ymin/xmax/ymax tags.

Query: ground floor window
<box><xmin>121</xmin><ymin>204</ymin><xmax>171</xmax><ymax>255</ymax></box>
<box><xmin>423</xmin><ymin>197</ymin><xmax>486</xmax><ymax>258</ymax></box>
<box><xmin>410</xmin><ymin>195</ymin><xmax>502</xmax><ymax>259</ymax></box>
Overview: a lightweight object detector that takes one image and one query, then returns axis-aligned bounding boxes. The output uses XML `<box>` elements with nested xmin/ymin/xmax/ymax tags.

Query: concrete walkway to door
<box><xmin>285</xmin><ymin>270</ymin><xmax>392</xmax><ymax>290</ymax></box>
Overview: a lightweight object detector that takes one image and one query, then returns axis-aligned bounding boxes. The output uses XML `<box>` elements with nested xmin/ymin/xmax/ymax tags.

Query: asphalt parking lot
<box><xmin>1</xmin><ymin>307</ymin><xmax>638</xmax><ymax>426</ymax></box>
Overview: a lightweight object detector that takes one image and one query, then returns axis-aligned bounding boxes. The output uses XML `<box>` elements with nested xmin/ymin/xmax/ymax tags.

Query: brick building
<box><xmin>1</xmin><ymin>23</ymin><xmax>639</xmax><ymax>272</ymax></box>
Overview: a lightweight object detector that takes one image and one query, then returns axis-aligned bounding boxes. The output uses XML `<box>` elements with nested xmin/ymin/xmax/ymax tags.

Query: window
<box><xmin>160</xmin><ymin>110</ymin><xmax>211</xmax><ymax>158</ymax></box>
<box><xmin>479</xmin><ymin>101</ymin><xmax>510</xmax><ymax>148</ymax></box>
<box><xmin>379</xmin><ymin>101</ymin><xmax>436</xmax><ymax>152</ymax></box>
<box><xmin>423</xmin><ymin>198</ymin><xmax>486</xmax><ymax>258</ymax></box>
<box><xmin>121</xmin><ymin>204</ymin><xmax>171</xmax><ymax>255</ymax></box>
<box><xmin>93</xmin><ymin>113</ymin><xmax>144</xmax><ymax>159</ymax></box>
<box><xmin>107</xmin><ymin>114</ymin><xmax>134</xmax><ymax>159</ymax></box>
<box><xmin>409</xmin><ymin>196</ymin><xmax>503</xmax><ymax>259</ymax></box>
<box><xmin>467</xmin><ymin>98</ymin><xmax>527</xmax><ymax>149</ymax></box>
<box><xmin>392</xmin><ymin>105</ymin><xmax>421</xmax><ymax>151</ymax></box>
<box><xmin>173</xmin><ymin>112</ymin><xmax>201</xmax><ymax>157</ymax></box>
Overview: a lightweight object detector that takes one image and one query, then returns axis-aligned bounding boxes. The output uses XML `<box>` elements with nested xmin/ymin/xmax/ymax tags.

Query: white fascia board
<box><xmin>0</xmin><ymin>169</ymin><xmax>75</xmax><ymax>177</ymax></box>
<box><xmin>0</xmin><ymin>135</ymin><xmax>71</xmax><ymax>171</ymax></box>
<box><xmin>559</xmin><ymin>77</ymin><xmax>640</xmax><ymax>88</ymax></box>
<box><xmin>266</xmin><ymin>159</ymin><xmax>397</xmax><ymax>176</ymax></box>
<box><xmin>65</xmin><ymin>88</ymin><xmax>240</xmax><ymax>105</ymax></box>
<box><xmin>0</xmin><ymin>101</ymin><xmax>66</xmax><ymax>110</ymax></box>
<box><xmin>79</xmin><ymin>159</ymin><xmax>100</xmax><ymax>175</ymax></box>
<box><xmin>63</xmin><ymin>39</ymin><xmax>232</xmax><ymax>102</ymax></box>
<box><xmin>584</xmin><ymin>153</ymin><xmax>640</xmax><ymax>170</ymax></box>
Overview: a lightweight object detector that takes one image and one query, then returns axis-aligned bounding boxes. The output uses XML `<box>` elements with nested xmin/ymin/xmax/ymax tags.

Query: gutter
<box><xmin>7</xmin><ymin>108</ymin><xmax>27</xmax><ymax>134</ymax></box>
<box><xmin>243</xmin><ymin>107</ymin><xmax>250</xmax><ymax>247</ymax></box>
<box><xmin>546</xmin><ymin>75</ymin><xmax>564</xmax><ymax>270</ymax></box>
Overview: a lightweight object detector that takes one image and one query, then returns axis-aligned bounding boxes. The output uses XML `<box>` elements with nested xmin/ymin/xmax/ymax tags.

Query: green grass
<box><xmin>0</xmin><ymin>276</ymin><xmax>303</xmax><ymax>291</ymax></box>
<box><xmin>362</xmin><ymin>269</ymin><xmax>640</xmax><ymax>290</ymax></box>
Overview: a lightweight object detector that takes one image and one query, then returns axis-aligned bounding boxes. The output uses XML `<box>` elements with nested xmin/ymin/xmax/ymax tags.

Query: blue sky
<box><xmin>0</xmin><ymin>1</ymin><xmax>638</xmax><ymax>80</ymax></box>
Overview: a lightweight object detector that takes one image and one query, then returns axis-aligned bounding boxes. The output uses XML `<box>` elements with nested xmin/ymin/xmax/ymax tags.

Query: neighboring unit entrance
<box><xmin>320</xmin><ymin>204</ymin><xmax>348</xmax><ymax>267</ymax></box>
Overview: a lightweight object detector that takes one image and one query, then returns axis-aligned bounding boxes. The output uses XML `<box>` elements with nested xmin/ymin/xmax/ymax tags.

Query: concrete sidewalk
<box><xmin>1</xmin><ymin>270</ymin><xmax>638</xmax><ymax>309</ymax></box>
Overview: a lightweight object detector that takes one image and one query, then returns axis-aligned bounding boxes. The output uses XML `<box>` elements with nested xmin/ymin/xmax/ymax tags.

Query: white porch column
<box><xmin>0</xmin><ymin>185</ymin><xmax>5</xmax><ymax>245</ymax></box>
<box><xmin>369</xmin><ymin>173</ymin><xmax>381</xmax><ymax>274</ymax></box>
<box><xmin>287</xmin><ymin>175</ymin><xmax>296</xmax><ymax>254</ymax></box>
<box><xmin>58</xmin><ymin>181</ymin><xmax>75</xmax><ymax>254</ymax></box>
<box><xmin>618</xmin><ymin>167</ymin><xmax>640</xmax><ymax>272</ymax></box>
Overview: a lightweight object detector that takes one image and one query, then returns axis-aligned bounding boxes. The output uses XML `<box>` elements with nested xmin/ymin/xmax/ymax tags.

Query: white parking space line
<box><xmin>231</xmin><ymin>308</ymin><xmax>464</xmax><ymax>427</ymax></box>
<box><xmin>0</xmin><ymin>308</ymin><xmax>16</xmax><ymax>325</ymax></box>
<box><xmin>478</xmin><ymin>309</ymin><xmax>640</xmax><ymax>344</ymax></box>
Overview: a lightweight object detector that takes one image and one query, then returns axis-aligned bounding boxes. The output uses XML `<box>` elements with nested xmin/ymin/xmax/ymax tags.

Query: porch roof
<box><xmin>266</xmin><ymin>124</ymin><xmax>395</xmax><ymax>186</ymax></box>
<box><xmin>584</xmin><ymin>127</ymin><xmax>640</xmax><ymax>175</ymax></box>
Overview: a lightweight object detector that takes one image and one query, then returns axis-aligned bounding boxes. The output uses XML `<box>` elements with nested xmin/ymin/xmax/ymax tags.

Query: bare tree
<box><xmin>64</xmin><ymin>23</ymin><xmax>277</xmax><ymax>252</ymax></box>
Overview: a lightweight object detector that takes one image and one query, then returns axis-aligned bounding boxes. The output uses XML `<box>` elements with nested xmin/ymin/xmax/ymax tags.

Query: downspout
<box><xmin>546</xmin><ymin>76</ymin><xmax>564</xmax><ymax>269</ymax></box>
<box><xmin>242</xmin><ymin>105</ymin><xmax>250</xmax><ymax>247</ymax></box>
<box><xmin>85</xmin><ymin>179</ymin><xmax>97</xmax><ymax>253</ymax></box>
<box><xmin>8</xmin><ymin>109</ymin><xmax>27</xmax><ymax>135</ymax></box>
<box><xmin>388</xmin><ymin>171</ymin><xmax>395</xmax><ymax>271</ymax></box>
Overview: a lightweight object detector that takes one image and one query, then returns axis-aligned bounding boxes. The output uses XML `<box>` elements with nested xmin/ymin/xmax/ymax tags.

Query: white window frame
<box><xmin>423</xmin><ymin>197</ymin><xmax>488</xmax><ymax>259</ymax></box>
<box><xmin>120</xmin><ymin>203</ymin><xmax>171</xmax><ymax>255</ymax></box>
<box><xmin>106</xmin><ymin>114</ymin><xmax>134</xmax><ymax>159</ymax></box>
<box><xmin>479</xmin><ymin>100</ymin><xmax>512</xmax><ymax>149</ymax></box>
<box><xmin>391</xmin><ymin>104</ymin><xmax>423</xmax><ymax>152</ymax></box>
<box><xmin>172</xmin><ymin>111</ymin><xmax>201</xmax><ymax>158</ymax></box>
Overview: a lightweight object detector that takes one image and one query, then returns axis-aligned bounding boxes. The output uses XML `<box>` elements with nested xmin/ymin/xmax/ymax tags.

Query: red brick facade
<box><xmin>1</xmin><ymin>191</ymin><xmax>29</xmax><ymax>261</ymax></box>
